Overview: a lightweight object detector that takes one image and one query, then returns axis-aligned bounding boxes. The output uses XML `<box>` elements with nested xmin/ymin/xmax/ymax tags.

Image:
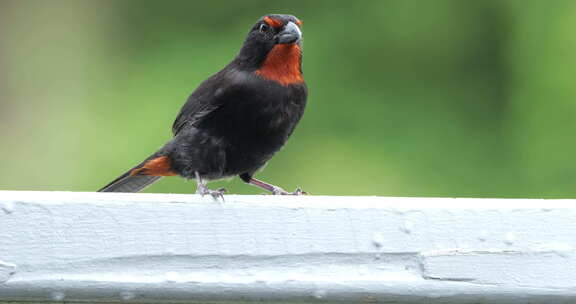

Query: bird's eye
<box><xmin>259</xmin><ymin>24</ymin><xmax>269</xmax><ymax>33</ymax></box>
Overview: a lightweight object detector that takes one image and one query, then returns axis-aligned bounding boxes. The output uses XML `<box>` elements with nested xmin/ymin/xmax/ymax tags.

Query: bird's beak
<box><xmin>277</xmin><ymin>22</ymin><xmax>302</xmax><ymax>44</ymax></box>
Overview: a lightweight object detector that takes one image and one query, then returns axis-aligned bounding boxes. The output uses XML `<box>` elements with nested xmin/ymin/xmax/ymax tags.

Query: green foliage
<box><xmin>2</xmin><ymin>0</ymin><xmax>576</xmax><ymax>197</ymax></box>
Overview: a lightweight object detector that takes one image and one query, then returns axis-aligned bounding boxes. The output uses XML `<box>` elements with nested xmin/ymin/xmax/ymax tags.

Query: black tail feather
<box><xmin>98</xmin><ymin>174</ymin><xmax>162</xmax><ymax>192</ymax></box>
<box><xmin>98</xmin><ymin>153</ymin><xmax>163</xmax><ymax>193</ymax></box>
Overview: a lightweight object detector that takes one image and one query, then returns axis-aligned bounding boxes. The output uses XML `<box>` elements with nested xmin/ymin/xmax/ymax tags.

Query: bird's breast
<box><xmin>210</xmin><ymin>82</ymin><xmax>304</xmax><ymax>145</ymax></box>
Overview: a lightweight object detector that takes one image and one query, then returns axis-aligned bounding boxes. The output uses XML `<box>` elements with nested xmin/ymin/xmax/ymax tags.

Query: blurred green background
<box><xmin>1</xmin><ymin>0</ymin><xmax>576</xmax><ymax>197</ymax></box>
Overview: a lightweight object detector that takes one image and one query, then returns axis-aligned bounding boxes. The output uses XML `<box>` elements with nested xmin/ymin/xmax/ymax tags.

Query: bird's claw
<box><xmin>271</xmin><ymin>186</ymin><xmax>307</xmax><ymax>195</ymax></box>
<box><xmin>197</xmin><ymin>186</ymin><xmax>227</xmax><ymax>202</ymax></box>
<box><xmin>292</xmin><ymin>187</ymin><xmax>308</xmax><ymax>195</ymax></box>
<box><xmin>271</xmin><ymin>187</ymin><xmax>287</xmax><ymax>195</ymax></box>
<box><xmin>210</xmin><ymin>187</ymin><xmax>227</xmax><ymax>201</ymax></box>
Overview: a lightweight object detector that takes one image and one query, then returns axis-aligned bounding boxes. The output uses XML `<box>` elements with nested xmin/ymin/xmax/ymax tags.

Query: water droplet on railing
<box><xmin>504</xmin><ymin>232</ymin><xmax>516</xmax><ymax>245</ymax></box>
<box><xmin>120</xmin><ymin>291</ymin><xmax>136</xmax><ymax>300</ymax></box>
<box><xmin>1</xmin><ymin>202</ymin><xmax>14</xmax><ymax>214</ymax></box>
<box><xmin>399</xmin><ymin>220</ymin><xmax>413</xmax><ymax>234</ymax></box>
<box><xmin>51</xmin><ymin>291</ymin><xmax>66</xmax><ymax>301</ymax></box>
<box><xmin>0</xmin><ymin>261</ymin><xmax>17</xmax><ymax>283</ymax></box>
<box><xmin>358</xmin><ymin>265</ymin><xmax>368</xmax><ymax>276</ymax></box>
<box><xmin>313</xmin><ymin>289</ymin><xmax>326</xmax><ymax>299</ymax></box>
<box><xmin>372</xmin><ymin>232</ymin><xmax>384</xmax><ymax>248</ymax></box>
<box><xmin>478</xmin><ymin>230</ymin><xmax>488</xmax><ymax>242</ymax></box>
<box><xmin>165</xmin><ymin>271</ymin><xmax>179</xmax><ymax>283</ymax></box>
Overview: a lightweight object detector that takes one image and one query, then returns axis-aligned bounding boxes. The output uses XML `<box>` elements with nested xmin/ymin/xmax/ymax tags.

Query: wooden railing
<box><xmin>0</xmin><ymin>191</ymin><xmax>574</xmax><ymax>303</ymax></box>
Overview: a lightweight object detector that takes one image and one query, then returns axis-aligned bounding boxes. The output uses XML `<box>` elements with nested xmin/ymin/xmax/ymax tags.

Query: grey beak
<box><xmin>277</xmin><ymin>21</ymin><xmax>302</xmax><ymax>44</ymax></box>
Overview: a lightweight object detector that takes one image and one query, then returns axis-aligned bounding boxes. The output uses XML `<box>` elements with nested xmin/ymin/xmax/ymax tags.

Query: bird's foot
<box><xmin>292</xmin><ymin>187</ymin><xmax>308</xmax><ymax>195</ymax></box>
<box><xmin>197</xmin><ymin>185</ymin><xmax>227</xmax><ymax>201</ymax></box>
<box><xmin>272</xmin><ymin>186</ymin><xmax>308</xmax><ymax>195</ymax></box>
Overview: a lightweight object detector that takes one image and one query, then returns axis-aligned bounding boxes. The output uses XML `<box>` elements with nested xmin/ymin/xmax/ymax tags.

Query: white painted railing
<box><xmin>1</xmin><ymin>191</ymin><xmax>575</xmax><ymax>303</ymax></box>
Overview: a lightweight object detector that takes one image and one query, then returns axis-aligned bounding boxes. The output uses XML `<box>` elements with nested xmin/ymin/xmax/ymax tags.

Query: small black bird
<box><xmin>99</xmin><ymin>14</ymin><xmax>307</xmax><ymax>197</ymax></box>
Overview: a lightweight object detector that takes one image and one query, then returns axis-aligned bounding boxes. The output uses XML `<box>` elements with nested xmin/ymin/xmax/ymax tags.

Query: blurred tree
<box><xmin>1</xmin><ymin>0</ymin><xmax>576</xmax><ymax>198</ymax></box>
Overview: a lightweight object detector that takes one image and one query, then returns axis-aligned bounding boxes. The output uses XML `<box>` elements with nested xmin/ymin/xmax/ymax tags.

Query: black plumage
<box><xmin>99</xmin><ymin>14</ymin><xmax>307</xmax><ymax>196</ymax></box>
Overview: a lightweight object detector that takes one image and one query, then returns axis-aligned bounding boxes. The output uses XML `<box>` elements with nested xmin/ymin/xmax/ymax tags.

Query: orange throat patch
<box><xmin>131</xmin><ymin>156</ymin><xmax>177</xmax><ymax>176</ymax></box>
<box><xmin>256</xmin><ymin>44</ymin><xmax>303</xmax><ymax>86</ymax></box>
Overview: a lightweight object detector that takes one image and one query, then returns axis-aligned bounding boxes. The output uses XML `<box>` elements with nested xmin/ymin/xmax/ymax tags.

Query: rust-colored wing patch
<box><xmin>130</xmin><ymin>156</ymin><xmax>177</xmax><ymax>176</ymax></box>
<box><xmin>255</xmin><ymin>44</ymin><xmax>303</xmax><ymax>86</ymax></box>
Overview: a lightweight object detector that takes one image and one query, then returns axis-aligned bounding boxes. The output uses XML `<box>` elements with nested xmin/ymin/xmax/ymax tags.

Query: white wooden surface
<box><xmin>1</xmin><ymin>191</ymin><xmax>576</xmax><ymax>303</ymax></box>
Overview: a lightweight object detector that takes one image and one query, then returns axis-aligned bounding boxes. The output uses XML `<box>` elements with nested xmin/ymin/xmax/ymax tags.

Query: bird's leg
<box><xmin>241</xmin><ymin>174</ymin><xmax>306</xmax><ymax>195</ymax></box>
<box><xmin>195</xmin><ymin>171</ymin><xmax>226</xmax><ymax>201</ymax></box>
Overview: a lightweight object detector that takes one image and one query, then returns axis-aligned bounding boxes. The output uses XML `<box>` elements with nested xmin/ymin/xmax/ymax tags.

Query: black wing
<box><xmin>172</xmin><ymin>70</ymin><xmax>234</xmax><ymax>136</ymax></box>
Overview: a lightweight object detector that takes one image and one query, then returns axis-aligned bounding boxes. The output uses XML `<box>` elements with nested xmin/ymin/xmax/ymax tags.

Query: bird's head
<box><xmin>250</xmin><ymin>14</ymin><xmax>303</xmax><ymax>47</ymax></box>
<box><xmin>235</xmin><ymin>14</ymin><xmax>304</xmax><ymax>85</ymax></box>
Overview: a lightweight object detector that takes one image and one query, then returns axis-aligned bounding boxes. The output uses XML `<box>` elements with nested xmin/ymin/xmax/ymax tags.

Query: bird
<box><xmin>98</xmin><ymin>14</ymin><xmax>307</xmax><ymax>198</ymax></box>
